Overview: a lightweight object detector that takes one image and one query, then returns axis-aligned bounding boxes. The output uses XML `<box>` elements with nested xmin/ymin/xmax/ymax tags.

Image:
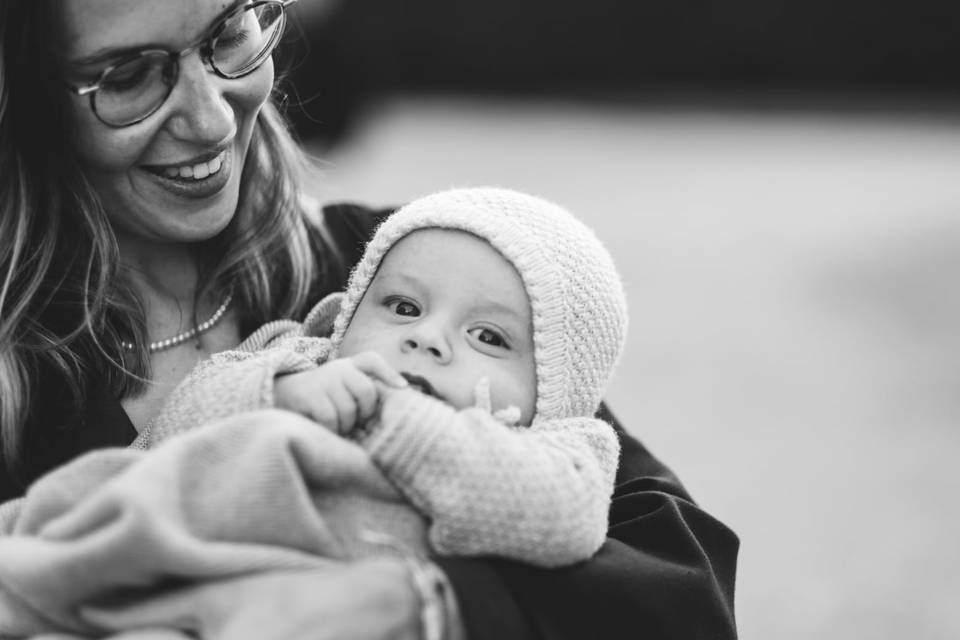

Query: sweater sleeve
<box><xmin>321</xmin><ymin>205</ymin><xmax>739</xmax><ymax>639</ymax></box>
<box><xmin>141</xmin><ymin>337</ymin><xmax>333</xmax><ymax>448</ymax></box>
<box><xmin>434</xmin><ymin>404</ymin><xmax>740</xmax><ymax>640</ymax></box>
<box><xmin>359</xmin><ymin>389</ymin><xmax>620</xmax><ymax>568</ymax></box>
<box><xmin>142</xmin><ymin>295</ymin><xmax>346</xmax><ymax>446</ymax></box>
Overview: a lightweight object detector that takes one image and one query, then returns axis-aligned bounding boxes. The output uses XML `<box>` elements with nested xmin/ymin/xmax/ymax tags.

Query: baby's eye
<box><xmin>470</xmin><ymin>327</ymin><xmax>508</xmax><ymax>348</ymax></box>
<box><xmin>388</xmin><ymin>299</ymin><xmax>420</xmax><ymax>317</ymax></box>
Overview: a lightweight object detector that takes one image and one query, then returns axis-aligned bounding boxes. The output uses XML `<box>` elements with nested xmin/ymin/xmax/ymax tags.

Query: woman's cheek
<box><xmin>67</xmin><ymin>97</ymin><xmax>146</xmax><ymax>174</ymax></box>
<box><xmin>76</xmin><ymin>129</ymin><xmax>153</xmax><ymax>174</ymax></box>
<box><xmin>237</xmin><ymin>60</ymin><xmax>275</xmax><ymax>127</ymax></box>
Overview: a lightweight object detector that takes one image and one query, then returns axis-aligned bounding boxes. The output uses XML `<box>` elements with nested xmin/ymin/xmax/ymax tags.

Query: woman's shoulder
<box><xmin>299</xmin><ymin>196</ymin><xmax>396</xmax><ymax>293</ymax></box>
<box><xmin>303</xmin><ymin>192</ymin><xmax>395</xmax><ymax>270</ymax></box>
<box><xmin>319</xmin><ymin>201</ymin><xmax>394</xmax><ymax>264</ymax></box>
<box><xmin>301</xmin><ymin>194</ymin><xmax>393</xmax><ymax>237</ymax></box>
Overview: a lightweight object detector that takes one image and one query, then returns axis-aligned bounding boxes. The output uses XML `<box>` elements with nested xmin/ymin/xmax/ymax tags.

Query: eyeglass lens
<box><xmin>93</xmin><ymin>2</ymin><xmax>286</xmax><ymax>126</ymax></box>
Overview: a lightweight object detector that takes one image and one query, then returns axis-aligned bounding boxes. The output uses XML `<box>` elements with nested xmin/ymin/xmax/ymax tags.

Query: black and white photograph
<box><xmin>2</xmin><ymin>1</ymin><xmax>958</xmax><ymax>639</ymax></box>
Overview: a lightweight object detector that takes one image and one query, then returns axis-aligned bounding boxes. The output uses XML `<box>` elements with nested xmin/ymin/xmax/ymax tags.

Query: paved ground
<box><xmin>305</xmin><ymin>95</ymin><xmax>960</xmax><ymax>640</ymax></box>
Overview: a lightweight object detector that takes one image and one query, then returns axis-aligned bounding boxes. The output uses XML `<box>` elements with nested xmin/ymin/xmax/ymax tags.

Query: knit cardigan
<box><xmin>139</xmin><ymin>291</ymin><xmax>620</xmax><ymax>564</ymax></box>
<box><xmin>0</xmin><ymin>295</ymin><xmax>619</xmax><ymax>637</ymax></box>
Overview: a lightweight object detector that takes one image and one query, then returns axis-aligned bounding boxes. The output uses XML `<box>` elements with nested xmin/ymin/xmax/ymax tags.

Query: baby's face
<box><xmin>339</xmin><ymin>228</ymin><xmax>537</xmax><ymax>425</ymax></box>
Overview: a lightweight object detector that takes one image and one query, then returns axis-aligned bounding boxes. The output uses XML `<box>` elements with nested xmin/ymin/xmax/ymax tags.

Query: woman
<box><xmin>0</xmin><ymin>1</ymin><xmax>739</xmax><ymax>638</ymax></box>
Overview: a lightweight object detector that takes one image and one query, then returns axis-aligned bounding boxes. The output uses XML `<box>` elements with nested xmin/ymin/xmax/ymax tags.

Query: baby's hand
<box><xmin>273</xmin><ymin>352</ymin><xmax>407</xmax><ymax>433</ymax></box>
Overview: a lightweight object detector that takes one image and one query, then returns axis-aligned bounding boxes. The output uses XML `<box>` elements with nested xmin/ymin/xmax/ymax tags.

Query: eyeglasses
<box><xmin>66</xmin><ymin>0</ymin><xmax>298</xmax><ymax>128</ymax></box>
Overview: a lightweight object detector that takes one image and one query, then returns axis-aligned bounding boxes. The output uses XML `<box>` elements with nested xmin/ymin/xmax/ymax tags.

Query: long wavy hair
<box><xmin>0</xmin><ymin>1</ymin><xmax>328</xmax><ymax>478</ymax></box>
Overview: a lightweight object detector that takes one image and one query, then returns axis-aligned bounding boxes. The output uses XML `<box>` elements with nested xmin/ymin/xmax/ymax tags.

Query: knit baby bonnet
<box><xmin>330</xmin><ymin>187</ymin><xmax>628</xmax><ymax>423</ymax></box>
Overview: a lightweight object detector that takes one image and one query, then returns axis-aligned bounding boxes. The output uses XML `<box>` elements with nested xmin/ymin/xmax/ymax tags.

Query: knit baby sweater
<box><xmin>0</xmin><ymin>294</ymin><xmax>619</xmax><ymax>636</ymax></box>
<box><xmin>139</xmin><ymin>292</ymin><xmax>621</xmax><ymax>565</ymax></box>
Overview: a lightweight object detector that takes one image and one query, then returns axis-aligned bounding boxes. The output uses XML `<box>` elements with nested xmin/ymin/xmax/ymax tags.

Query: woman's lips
<box><xmin>157</xmin><ymin>150</ymin><xmax>225</xmax><ymax>180</ymax></box>
<box><xmin>140</xmin><ymin>149</ymin><xmax>231</xmax><ymax>200</ymax></box>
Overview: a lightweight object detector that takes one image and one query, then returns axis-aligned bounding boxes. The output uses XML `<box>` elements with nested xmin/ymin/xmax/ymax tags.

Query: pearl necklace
<box><xmin>122</xmin><ymin>293</ymin><xmax>234</xmax><ymax>353</ymax></box>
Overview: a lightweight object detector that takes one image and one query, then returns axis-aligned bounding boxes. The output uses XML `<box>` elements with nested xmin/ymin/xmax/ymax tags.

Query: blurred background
<box><xmin>282</xmin><ymin>2</ymin><xmax>960</xmax><ymax>638</ymax></box>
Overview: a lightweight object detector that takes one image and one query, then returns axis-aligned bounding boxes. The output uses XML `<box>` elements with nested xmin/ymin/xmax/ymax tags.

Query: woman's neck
<box><xmin>117</xmin><ymin>233</ymin><xmax>203</xmax><ymax>332</ymax></box>
<box><xmin>115</xmin><ymin>233</ymin><xmax>242</xmax><ymax>431</ymax></box>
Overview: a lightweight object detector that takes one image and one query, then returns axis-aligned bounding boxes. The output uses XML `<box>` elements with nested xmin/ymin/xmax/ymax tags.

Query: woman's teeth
<box><xmin>161</xmin><ymin>152</ymin><xmax>225</xmax><ymax>180</ymax></box>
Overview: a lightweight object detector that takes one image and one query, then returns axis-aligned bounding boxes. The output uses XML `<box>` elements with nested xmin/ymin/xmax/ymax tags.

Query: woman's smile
<box><xmin>58</xmin><ymin>0</ymin><xmax>276</xmax><ymax>243</ymax></box>
<box><xmin>139</xmin><ymin>147</ymin><xmax>232</xmax><ymax>200</ymax></box>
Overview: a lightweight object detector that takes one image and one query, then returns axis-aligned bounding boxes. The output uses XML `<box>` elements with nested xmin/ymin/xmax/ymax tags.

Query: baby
<box><xmin>150</xmin><ymin>186</ymin><xmax>628</xmax><ymax>563</ymax></box>
<box><xmin>0</xmin><ymin>188</ymin><xmax>628</xmax><ymax>636</ymax></box>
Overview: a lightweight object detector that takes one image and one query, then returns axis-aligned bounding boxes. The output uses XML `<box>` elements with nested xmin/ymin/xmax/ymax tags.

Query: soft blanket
<box><xmin>0</xmin><ymin>409</ymin><xmax>425</xmax><ymax>637</ymax></box>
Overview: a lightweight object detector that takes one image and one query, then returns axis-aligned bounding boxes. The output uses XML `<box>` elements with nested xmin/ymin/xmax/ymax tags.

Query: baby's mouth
<box><xmin>401</xmin><ymin>373</ymin><xmax>438</xmax><ymax>399</ymax></box>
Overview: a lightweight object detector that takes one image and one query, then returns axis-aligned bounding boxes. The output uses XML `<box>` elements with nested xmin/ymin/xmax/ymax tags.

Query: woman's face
<box><xmin>58</xmin><ymin>0</ymin><xmax>274</xmax><ymax>245</ymax></box>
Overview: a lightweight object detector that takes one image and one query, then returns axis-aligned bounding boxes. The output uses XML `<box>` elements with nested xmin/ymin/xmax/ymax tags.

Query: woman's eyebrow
<box><xmin>68</xmin><ymin>44</ymin><xmax>162</xmax><ymax>68</ymax></box>
<box><xmin>67</xmin><ymin>0</ymin><xmax>248</xmax><ymax>68</ymax></box>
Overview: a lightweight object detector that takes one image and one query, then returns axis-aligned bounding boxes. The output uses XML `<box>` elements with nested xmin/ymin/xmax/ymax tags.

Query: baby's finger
<box><xmin>326</xmin><ymin>382</ymin><xmax>359</xmax><ymax>433</ymax></box>
<box><xmin>341</xmin><ymin>368</ymin><xmax>379</xmax><ymax>424</ymax></box>
<box><xmin>304</xmin><ymin>395</ymin><xmax>339</xmax><ymax>432</ymax></box>
<box><xmin>348</xmin><ymin>352</ymin><xmax>407</xmax><ymax>388</ymax></box>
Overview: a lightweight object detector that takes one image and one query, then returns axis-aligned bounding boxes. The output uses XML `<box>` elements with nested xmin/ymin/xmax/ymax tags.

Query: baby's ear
<box><xmin>303</xmin><ymin>292</ymin><xmax>346</xmax><ymax>337</ymax></box>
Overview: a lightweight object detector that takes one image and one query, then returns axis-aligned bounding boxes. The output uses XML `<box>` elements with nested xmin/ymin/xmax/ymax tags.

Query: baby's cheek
<box><xmin>491</xmin><ymin>377</ymin><xmax>536</xmax><ymax>425</ymax></box>
<box><xmin>337</xmin><ymin>322</ymin><xmax>371</xmax><ymax>358</ymax></box>
<box><xmin>439</xmin><ymin>380</ymin><xmax>479</xmax><ymax>413</ymax></box>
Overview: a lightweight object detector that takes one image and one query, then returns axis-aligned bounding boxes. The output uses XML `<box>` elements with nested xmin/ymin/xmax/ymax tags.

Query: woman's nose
<box><xmin>164</xmin><ymin>56</ymin><xmax>236</xmax><ymax>144</ymax></box>
<box><xmin>402</xmin><ymin>326</ymin><xmax>452</xmax><ymax>364</ymax></box>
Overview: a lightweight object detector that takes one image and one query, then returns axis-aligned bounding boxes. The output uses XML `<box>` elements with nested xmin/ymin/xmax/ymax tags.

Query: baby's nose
<box><xmin>402</xmin><ymin>328</ymin><xmax>452</xmax><ymax>364</ymax></box>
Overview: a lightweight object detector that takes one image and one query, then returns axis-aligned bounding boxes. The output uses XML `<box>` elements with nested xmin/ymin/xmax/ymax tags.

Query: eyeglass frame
<box><xmin>65</xmin><ymin>0</ymin><xmax>299</xmax><ymax>128</ymax></box>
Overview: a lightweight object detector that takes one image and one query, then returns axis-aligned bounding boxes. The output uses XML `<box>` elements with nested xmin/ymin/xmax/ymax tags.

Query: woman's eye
<box><xmin>216</xmin><ymin>28</ymin><xmax>250</xmax><ymax>50</ymax></box>
<box><xmin>389</xmin><ymin>300</ymin><xmax>420</xmax><ymax>317</ymax></box>
<box><xmin>102</xmin><ymin>61</ymin><xmax>153</xmax><ymax>92</ymax></box>
<box><xmin>214</xmin><ymin>10</ymin><xmax>254</xmax><ymax>50</ymax></box>
<box><xmin>471</xmin><ymin>328</ymin><xmax>507</xmax><ymax>348</ymax></box>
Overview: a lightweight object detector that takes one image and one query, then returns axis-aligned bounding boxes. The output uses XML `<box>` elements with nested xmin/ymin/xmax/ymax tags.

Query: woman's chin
<box><xmin>167</xmin><ymin>211</ymin><xmax>236</xmax><ymax>243</ymax></box>
<box><xmin>113</xmin><ymin>205</ymin><xmax>237</xmax><ymax>247</ymax></box>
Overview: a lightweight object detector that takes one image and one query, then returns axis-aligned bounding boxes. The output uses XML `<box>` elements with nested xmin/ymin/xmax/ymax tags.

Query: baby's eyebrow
<box><xmin>475</xmin><ymin>299</ymin><xmax>520</xmax><ymax>317</ymax></box>
<box><xmin>376</xmin><ymin>271</ymin><xmax>424</xmax><ymax>290</ymax></box>
<box><xmin>470</xmin><ymin>299</ymin><xmax>528</xmax><ymax>327</ymax></box>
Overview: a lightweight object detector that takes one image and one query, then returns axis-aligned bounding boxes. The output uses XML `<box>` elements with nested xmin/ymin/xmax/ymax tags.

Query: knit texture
<box><xmin>136</xmin><ymin>291</ymin><xmax>620</xmax><ymax>566</ymax></box>
<box><xmin>0</xmin><ymin>305</ymin><xmax>619</xmax><ymax>636</ymax></box>
<box><xmin>363</xmin><ymin>388</ymin><xmax>619</xmax><ymax>565</ymax></box>
<box><xmin>139</xmin><ymin>187</ymin><xmax>627</xmax><ymax>567</ymax></box>
<box><xmin>134</xmin><ymin>294</ymin><xmax>344</xmax><ymax>448</ymax></box>
<box><xmin>330</xmin><ymin>187</ymin><xmax>629</xmax><ymax>422</ymax></box>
